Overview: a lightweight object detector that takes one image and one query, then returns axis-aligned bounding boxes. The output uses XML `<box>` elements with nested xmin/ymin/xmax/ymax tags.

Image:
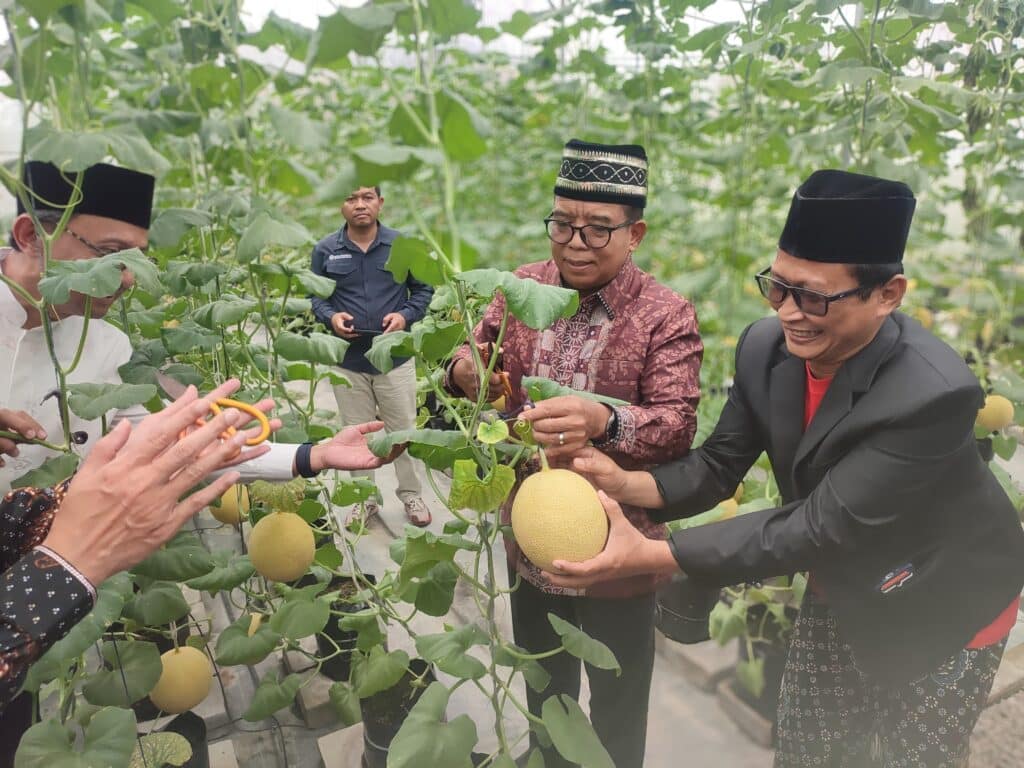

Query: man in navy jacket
<box><xmin>311</xmin><ymin>186</ymin><xmax>434</xmax><ymax>526</ymax></box>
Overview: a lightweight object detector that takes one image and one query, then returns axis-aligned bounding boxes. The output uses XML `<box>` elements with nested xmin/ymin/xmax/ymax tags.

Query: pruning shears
<box><xmin>156</xmin><ymin>372</ymin><xmax>271</xmax><ymax>449</ymax></box>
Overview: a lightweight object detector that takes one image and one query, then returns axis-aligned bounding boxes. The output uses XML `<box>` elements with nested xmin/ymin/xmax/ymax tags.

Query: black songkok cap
<box><xmin>17</xmin><ymin>161</ymin><xmax>156</xmax><ymax>229</ymax></box>
<box><xmin>554</xmin><ymin>139</ymin><xmax>648</xmax><ymax>209</ymax></box>
<box><xmin>778</xmin><ymin>169</ymin><xmax>915</xmax><ymax>264</ymax></box>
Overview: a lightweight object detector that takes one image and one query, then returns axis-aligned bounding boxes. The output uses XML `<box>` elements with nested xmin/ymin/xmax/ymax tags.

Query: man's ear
<box><xmin>629</xmin><ymin>219</ymin><xmax>647</xmax><ymax>251</ymax></box>
<box><xmin>10</xmin><ymin>214</ymin><xmax>42</xmax><ymax>253</ymax></box>
<box><xmin>878</xmin><ymin>275</ymin><xmax>908</xmax><ymax>315</ymax></box>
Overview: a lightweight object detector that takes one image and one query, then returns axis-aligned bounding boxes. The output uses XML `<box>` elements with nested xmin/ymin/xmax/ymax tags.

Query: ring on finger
<box><xmin>558</xmin><ymin>432</ymin><xmax>565</xmax><ymax>446</ymax></box>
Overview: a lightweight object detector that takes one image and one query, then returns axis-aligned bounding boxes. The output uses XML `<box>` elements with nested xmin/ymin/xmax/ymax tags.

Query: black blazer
<box><xmin>652</xmin><ymin>312</ymin><xmax>1024</xmax><ymax>683</ymax></box>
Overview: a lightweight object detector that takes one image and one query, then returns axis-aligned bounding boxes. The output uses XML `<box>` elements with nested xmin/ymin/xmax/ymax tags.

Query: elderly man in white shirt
<box><xmin>1</xmin><ymin>160</ymin><xmax>380</xmax><ymax>492</ymax></box>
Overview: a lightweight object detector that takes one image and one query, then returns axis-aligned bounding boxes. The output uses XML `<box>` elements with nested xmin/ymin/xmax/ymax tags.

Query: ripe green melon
<box><xmin>249</xmin><ymin>511</ymin><xmax>315</xmax><ymax>582</ymax></box>
<box><xmin>149</xmin><ymin>646</ymin><xmax>212</xmax><ymax>714</ymax></box>
<box><xmin>511</xmin><ymin>469</ymin><xmax>609</xmax><ymax>572</ymax></box>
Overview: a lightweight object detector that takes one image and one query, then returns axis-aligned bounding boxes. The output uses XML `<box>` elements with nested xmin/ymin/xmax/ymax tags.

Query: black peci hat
<box><xmin>17</xmin><ymin>161</ymin><xmax>156</xmax><ymax>229</ymax></box>
<box><xmin>554</xmin><ymin>139</ymin><xmax>648</xmax><ymax>209</ymax></box>
<box><xmin>778</xmin><ymin>169</ymin><xmax>915</xmax><ymax>264</ymax></box>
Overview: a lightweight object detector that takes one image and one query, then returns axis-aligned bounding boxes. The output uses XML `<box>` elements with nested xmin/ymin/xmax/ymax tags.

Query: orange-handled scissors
<box><xmin>156</xmin><ymin>372</ymin><xmax>271</xmax><ymax>449</ymax></box>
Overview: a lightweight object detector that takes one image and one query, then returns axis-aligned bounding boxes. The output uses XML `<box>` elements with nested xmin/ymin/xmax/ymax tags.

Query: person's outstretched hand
<box><xmin>42</xmin><ymin>380</ymin><xmax>252</xmax><ymax>586</ymax></box>
<box><xmin>311</xmin><ymin>421</ymin><xmax>402</xmax><ymax>471</ymax></box>
<box><xmin>0</xmin><ymin>408</ymin><xmax>47</xmax><ymax>467</ymax></box>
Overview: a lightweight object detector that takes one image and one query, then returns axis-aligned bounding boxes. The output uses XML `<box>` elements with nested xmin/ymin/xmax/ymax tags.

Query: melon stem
<box><xmin>538</xmin><ymin>447</ymin><xmax>550</xmax><ymax>472</ymax></box>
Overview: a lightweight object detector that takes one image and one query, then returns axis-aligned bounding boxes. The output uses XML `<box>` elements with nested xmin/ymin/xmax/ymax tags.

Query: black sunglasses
<box><xmin>754</xmin><ymin>267</ymin><xmax>864</xmax><ymax>317</ymax></box>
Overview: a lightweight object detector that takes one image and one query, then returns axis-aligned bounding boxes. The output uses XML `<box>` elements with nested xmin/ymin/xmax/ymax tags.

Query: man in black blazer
<box><xmin>545</xmin><ymin>170</ymin><xmax>1024</xmax><ymax>767</ymax></box>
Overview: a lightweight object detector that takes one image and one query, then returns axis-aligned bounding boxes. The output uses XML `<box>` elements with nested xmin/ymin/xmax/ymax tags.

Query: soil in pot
<box><xmin>655</xmin><ymin>573</ymin><xmax>721</xmax><ymax>644</ymax></box>
<box><xmin>360</xmin><ymin>658</ymin><xmax>435</xmax><ymax>768</ymax></box>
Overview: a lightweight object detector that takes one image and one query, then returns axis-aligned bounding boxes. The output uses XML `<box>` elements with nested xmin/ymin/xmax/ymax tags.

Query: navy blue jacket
<box><xmin>310</xmin><ymin>223</ymin><xmax>433</xmax><ymax>373</ymax></box>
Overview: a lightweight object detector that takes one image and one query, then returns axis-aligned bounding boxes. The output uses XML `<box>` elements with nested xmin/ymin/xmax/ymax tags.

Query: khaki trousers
<box><xmin>332</xmin><ymin>359</ymin><xmax>421</xmax><ymax>502</ymax></box>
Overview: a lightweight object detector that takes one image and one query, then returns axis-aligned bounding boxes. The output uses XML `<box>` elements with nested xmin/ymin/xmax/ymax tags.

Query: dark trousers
<box><xmin>0</xmin><ymin>693</ymin><xmax>34</xmax><ymax>768</ymax></box>
<box><xmin>775</xmin><ymin>592</ymin><xmax>1005</xmax><ymax>768</ymax></box>
<box><xmin>509</xmin><ymin>574</ymin><xmax>656</xmax><ymax>768</ymax></box>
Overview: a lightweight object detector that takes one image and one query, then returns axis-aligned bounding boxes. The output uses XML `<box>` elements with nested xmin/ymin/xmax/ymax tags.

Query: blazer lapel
<box><xmin>769</xmin><ymin>352</ymin><xmax>805</xmax><ymax>499</ymax></box>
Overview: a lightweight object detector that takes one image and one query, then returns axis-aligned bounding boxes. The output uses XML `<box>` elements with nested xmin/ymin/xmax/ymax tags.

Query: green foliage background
<box><xmin>2</xmin><ymin>0</ymin><xmax>1023</xmax><ymax>763</ymax></box>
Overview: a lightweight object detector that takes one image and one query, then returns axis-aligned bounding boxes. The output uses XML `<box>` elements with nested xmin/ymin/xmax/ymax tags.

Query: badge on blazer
<box><xmin>878</xmin><ymin>563</ymin><xmax>914</xmax><ymax>594</ymax></box>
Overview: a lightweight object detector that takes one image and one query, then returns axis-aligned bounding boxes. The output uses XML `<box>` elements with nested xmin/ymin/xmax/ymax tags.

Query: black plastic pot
<box><xmin>654</xmin><ymin>573</ymin><xmax>721</xmax><ymax>644</ymax></box>
<box><xmin>734</xmin><ymin>640</ymin><xmax>788</xmax><ymax>723</ymax></box>
<box><xmin>317</xmin><ymin>575</ymin><xmax>377</xmax><ymax>682</ymax></box>
<box><xmin>160</xmin><ymin>712</ymin><xmax>209</xmax><ymax>768</ymax></box>
<box><xmin>732</xmin><ymin>603</ymin><xmax>798</xmax><ymax>723</ymax></box>
<box><xmin>360</xmin><ymin>658</ymin><xmax>436</xmax><ymax>768</ymax></box>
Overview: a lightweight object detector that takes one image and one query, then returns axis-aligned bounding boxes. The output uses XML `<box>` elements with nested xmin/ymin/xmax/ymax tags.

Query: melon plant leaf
<box><xmin>243</xmin><ymin>672</ymin><xmax>304</xmax><ymax>721</ymax></box>
<box><xmin>275</xmin><ymin>331</ymin><xmax>350</xmax><ymax>365</ymax></box>
<box><xmin>215</xmin><ymin>614</ymin><xmax>282</xmax><ymax>667</ymax></box>
<box><xmin>185</xmin><ymin>552</ymin><xmax>255</xmax><ymax>594</ymax></box>
<box><xmin>121</xmin><ymin>581</ymin><xmax>189</xmax><ymax>626</ymax></box>
<box><xmin>541</xmin><ymin>695</ymin><xmax>614</xmax><ymax>768</ymax></box>
<box><xmin>129</xmin><ymin>732</ymin><xmax>193</xmax><ymax>768</ymax></box>
<box><xmin>12</xmin><ymin>454</ymin><xmax>81</xmax><ymax>491</ymax></box>
<box><xmin>455</xmin><ymin>270</ymin><xmax>578</xmax><ymax>330</ymax></box>
<box><xmin>387</xmin><ymin>237</ymin><xmax>449</xmax><ymax>285</ymax></box>
<box><xmin>448</xmin><ymin>460</ymin><xmax>515</xmax><ymax>513</ymax></box>
<box><xmin>15</xmin><ymin>706</ymin><xmax>138</xmax><ymax>768</ymax></box>
<box><xmin>736</xmin><ymin>656</ymin><xmax>766</xmax><ymax>699</ymax></box>
<box><xmin>237</xmin><ymin>211</ymin><xmax>312</xmax><ymax>262</ymax></box>
<box><xmin>387</xmin><ymin>682</ymin><xmax>477</xmax><ymax>768</ymax></box>
<box><xmin>413</xmin><ymin>560</ymin><xmax>460</xmax><ymax>617</ymax></box>
<box><xmin>547</xmin><ymin>614</ymin><xmax>620</xmax><ymax>673</ymax></box>
<box><xmin>66</xmin><ymin>382</ymin><xmax>157</xmax><ymax>421</ymax></box>
<box><xmin>353</xmin><ymin>647</ymin><xmax>410</xmax><ymax>698</ymax></box>
<box><xmin>415</xmin><ymin>624</ymin><xmax>489</xmax><ymax>679</ymax></box>
<box><xmin>269</xmin><ymin>596</ymin><xmax>331</xmax><ymax>641</ymax></box>
<box><xmin>328</xmin><ymin>682</ymin><xmax>362</xmax><ymax>727</ymax></box>
<box><xmin>82</xmin><ymin>641</ymin><xmax>162</xmax><ymax>707</ymax></box>
<box><xmin>133</xmin><ymin>532</ymin><xmax>215</xmax><ymax>581</ymax></box>
<box><xmin>366</xmin><ymin>331</ymin><xmax>414</xmax><ymax>374</ymax></box>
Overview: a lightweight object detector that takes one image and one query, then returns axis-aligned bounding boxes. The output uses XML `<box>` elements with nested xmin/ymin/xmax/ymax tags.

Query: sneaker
<box><xmin>346</xmin><ymin>498</ymin><xmax>380</xmax><ymax>527</ymax></box>
<box><xmin>403</xmin><ymin>496</ymin><xmax>432</xmax><ymax>527</ymax></box>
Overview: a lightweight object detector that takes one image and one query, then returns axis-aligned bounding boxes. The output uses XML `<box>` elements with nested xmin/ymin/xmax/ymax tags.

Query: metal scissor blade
<box><xmin>155</xmin><ymin>370</ymin><xmax>189</xmax><ymax>400</ymax></box>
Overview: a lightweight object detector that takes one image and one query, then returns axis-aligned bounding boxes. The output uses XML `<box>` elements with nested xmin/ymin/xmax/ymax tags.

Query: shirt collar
<box><xmin>550</xmin><ymin>257</ymin><xmax>642</xmax><ymax>321</ymax></box>
<box><xmin>337</xmin><ymin>222</ymin><xmax>397</xmax><ymax>252</ymax></box>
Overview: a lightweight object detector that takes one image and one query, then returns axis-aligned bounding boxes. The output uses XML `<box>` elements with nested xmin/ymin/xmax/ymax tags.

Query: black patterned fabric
<box><xmin>554</xmin><ymin>139</ymin><xmax>648</xmax><ymax>208</ymax></box>
<box><xmin>775</xmin><ymin>591</ymin><xmax>1005</xmax><ymax>768</ymax></box>
<box><xmin>0</xmin><ymin>548</ymin><xmax>94</xmax><ymax>711</ymax></box>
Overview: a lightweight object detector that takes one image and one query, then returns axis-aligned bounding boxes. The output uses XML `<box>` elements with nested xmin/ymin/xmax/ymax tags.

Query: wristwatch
<box><xmin>601</xmin><ymin>407</ymin><xmax>619</xmax><ymax>443</ymax></box>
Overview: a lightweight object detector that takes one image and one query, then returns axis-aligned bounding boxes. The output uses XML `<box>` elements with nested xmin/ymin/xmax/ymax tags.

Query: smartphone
<box><xmin>352</xmin><ymin>328</ymin><xmax>383</xmax><ymax>336</ymax></box>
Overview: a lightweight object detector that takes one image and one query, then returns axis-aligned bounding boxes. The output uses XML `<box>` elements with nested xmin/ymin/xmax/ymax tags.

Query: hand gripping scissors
<box><xmin>156</xmin><ymin>372</ymin><xmax>271</xmax><ymax>452</ymax></box>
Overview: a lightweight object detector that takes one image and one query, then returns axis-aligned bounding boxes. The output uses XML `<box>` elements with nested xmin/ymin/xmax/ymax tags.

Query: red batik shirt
<box><xmin>448</xmin><ymin>258</ymin><xmax>703</xmax><ymax>598</ymax></box>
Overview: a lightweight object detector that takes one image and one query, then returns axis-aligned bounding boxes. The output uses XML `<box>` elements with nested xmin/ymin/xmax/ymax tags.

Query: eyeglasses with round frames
<box><xmin>754</xmin><ymin>266</ymin><xmax>864</xmax><ymax>317</ymax></box>
<box><xmin>544</xmin><ymin>218</ymin><xmax>634</xmax><ymax>250</ymax></box>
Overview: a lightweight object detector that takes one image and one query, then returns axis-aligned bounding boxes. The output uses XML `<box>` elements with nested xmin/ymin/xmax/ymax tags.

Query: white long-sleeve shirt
<box><xmin>0</xmin><ymin>268</ymin><xmax>296</xmax><ymax>492</ymax></box>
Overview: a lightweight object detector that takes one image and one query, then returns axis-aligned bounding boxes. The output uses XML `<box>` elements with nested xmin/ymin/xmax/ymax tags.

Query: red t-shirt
<box><xmin>802</xmin><ymin>363</ymin><xmax>1018</xmax><ymax>648</ymax></box>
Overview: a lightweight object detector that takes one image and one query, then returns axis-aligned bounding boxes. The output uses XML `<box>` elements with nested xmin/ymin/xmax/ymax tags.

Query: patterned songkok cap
<box><xmin>554</xmin><ymin>139</ymin><xmax>648</xmax><ymax>209</ymax></box>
